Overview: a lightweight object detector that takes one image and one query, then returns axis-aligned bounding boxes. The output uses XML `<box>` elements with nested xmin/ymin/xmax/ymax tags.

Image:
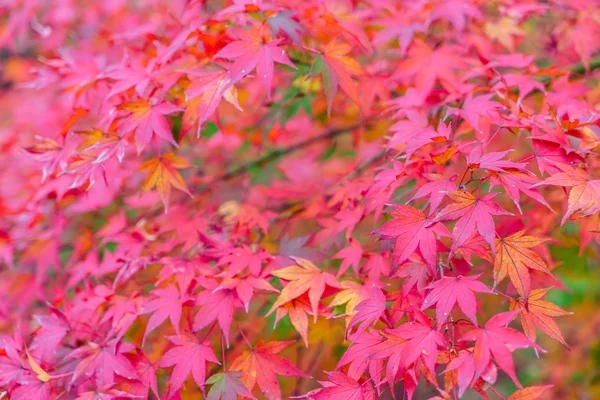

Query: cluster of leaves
<box><xmin>1</xmin><ymin>0</ymin><xmax>600</xmax><ymax>399</ymax></box>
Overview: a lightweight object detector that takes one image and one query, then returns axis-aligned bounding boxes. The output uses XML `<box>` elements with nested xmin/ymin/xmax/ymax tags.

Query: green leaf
<box><xmin>200</xmin><ymin>121</ymin><xmax>219</xmax><ymax>139</ymax></box>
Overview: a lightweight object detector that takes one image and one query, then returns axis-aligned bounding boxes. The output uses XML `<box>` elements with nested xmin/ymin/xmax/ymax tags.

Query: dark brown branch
<box><xmin>201</xmin><ymin>121</ymin><xmax>367</xmax><ymax>187</ymax></box>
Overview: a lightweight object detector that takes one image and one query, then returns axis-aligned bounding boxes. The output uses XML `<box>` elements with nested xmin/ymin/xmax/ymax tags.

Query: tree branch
<box><xmin>199</xmin><ymin>121</ymin><xmax>367</xmax><ymax>187</ymax></box>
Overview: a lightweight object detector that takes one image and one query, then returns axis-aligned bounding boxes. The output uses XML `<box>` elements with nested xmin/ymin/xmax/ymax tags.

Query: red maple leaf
<box><xmin>119</xmin><ymin>99</ymin><xmax>182</xmax><ymax>153</ymax></box>
<box><xmin>309</xmin><ymin>371</ymin><xmax>375</xmax><ymax>400</ymax></box>
<box><xmin>333</xmin><ymin>238</ymin><xmax>363</xmax><ymax>277</ymax></box>
<box><xmin>214</xmin><ymin>26</ymin><xmax>296</xmax><ymax>98</ymax></box>
<box><xmin>193</xmin><ymin>286</ymin><xmax>237</xmax><ymax>347</ymax></box>
<box><xmin>374</xmin><ymin>204</ymin><xmax>450</xmax><ymax>267</ymax></box>
<box><xmin>422</xmin><ymin>274</ymin><xmax>492</xmax><ymax>326</ymax></box>
<box><xmin>460</xmin><ymin>311</ymin><xmax>538</xmax><ymax>388</ymax></box>
<box><xmin>346</xmin><ymin>285</ymin><xmax>387</xmax><ymax>339</ymax></box>
<box><xmin>159</xmin><ymin>333</ymin><xmax>220</xmax><ymax>397</ymax></box>
<box><xmin>215</xmin><ymin>245</ymin><xmax>271</xmax><ymax>277</ymax></box>
<box><xmin>434</xmin><ymin>191</ymin><xmax>512</xmax><ymax>255</ymax></box>
<box><xmin>385</xmin><ymin>317</ymin><xmax>447</xmax><ymax>377</ymax></box>
<box><xmin>140</xmin><ymin>284</ymin><xmax>192</xmax><ymax>344</ymax></box>
<box><xmin>66</xmin><ymin>340</ymin><xmax>138</xmax><ymax>388</ymax></box>
<box><xmin>466</xmin><ymin>148</ymin><xmax>525</xmax><ymax>172</ymax></box>
<box><xmin>336</xmin><ymin>331</ymin><xmax>384</xmax><ymax>380</ymax></box>
<box><xmin>409</xmin><ymin>175</ymin><xmax>457</xmax><ymax>215</ymax></box>
<box><xmin>447</xmin><ymin>94</ymin><xmax>501</xmax><ymax>134</ymax></box>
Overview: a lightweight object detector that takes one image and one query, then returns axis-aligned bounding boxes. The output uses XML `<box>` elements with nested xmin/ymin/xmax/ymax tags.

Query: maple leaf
<box><xmin>230</xmin><ymin>340</ymin><xmax>308</xmax><ymax>400</ymax></box>
<box><xmin>532</xmin><ymin>167</ymin><xmax>600</xmax><ymax>225</ymax></box>
<box><xmin>206</xmin><ymin>371</ymin><xmax>256</xmax><ymax>400</ymax></box>
<box><xmin>193</xmin><ymin>288</ymin><xmax>236</xmax><ymax>347</ymax></box>
<box><xmin>333</xmin><ymin>238</ymin><xmax>363</xmax><ymax>277</ymax></box>
<box><xmin>184</xmin><ymin>66</ymin><xmax>242</xmax><ymax>135</ymax></box>
<box><xmin>386</xmin><ymin>111</ymin><xmax>442</xmax><ymax>159</ymax></box>
<box><xmin>373</xmin><ymin>12</ymin><xmax>425</xmax><ymax>55</ymax></box>
<box><xmin>329</xmin><ymin>280</ymin><xmax>372</xmax><ymax>323</ymax></box>
<box><xmin>362</xmin><ymin>252</ymin><xmax>391</xmax><ymax>281</ymax></box>
<box><xmin>130</xmin><ymin>353</ymin><xmax>159</xmax><ymax>399</ymax></box>
<box><xmin>422</xmin><ymin>274</ymin><xmax>492</xmax><ymax>326</ymax></box>
<box><xmin>10</xmin><ymin>375</ymin><xmax>50</xmax><ymax>400</ymax></box>
<box><xmin>75</xmin><ymin>387</ymin><xmax>143</xmax><ymax>400</ymax></box>
<box><xmin>267</xmin><ymin>11</ymin><xmax>305</xmax><ymax>45</ymax></box>
<box><xmin>309</xmin><ymin>371</ymin><xmax>375</xmax><ymax>400</ymax></box>
<box><xmin>507</xmin><ymin>385</ymin><xmax>553</xmax><ymax>400</ymax></box>
<box><xmin>214</xmin><ymin>26</ymin><xmax>296</xmax><ymax>98</ymax></box>
<box><xmin>310</xmin><ymin>39</ymin><xmax>364</xmax><ymax>116</ymax></box>
<box><xmin>138</xmin><ymin>152</ymin><xmax>193</xmax><ymax>211</ymax></box>
<box><xmin>509</xmin><ymin>288</ymin><xmax>572</xmax><ymax>347</ymax></box>
<box><xmin>106</xmin><ymin>57</ymin><xmax>156</xmax><ymax>98</ymax></box>
<box><xmin>336</xmin><ymin>330</ymin><xmax>384</xmax><ymax>380</ymax></box>
<box><xmin>409</xmin><ymin>176</ymin><xmax>457</xmax><ymax>215</ymax></box>
<box><xmin>66</xmin><ymin>340</ymin><xmax>138</xmax><ymax>388</ymax></box>
<box><xmin>446</xmin><ymin>94</ymin><xmax>501</xmax><ymax>134</ymax></box>
<box><xmin>466</xmin><ymin>148</ymin><xmax>525</xmax><ymax>172</ymax></box>
<box><xmin>24</xmin><ymin>347</ymin><xmax>49</xmax><ymax>383</ymax></box>
<box><xmin>444</xmin><ymin>350</ymin><xmax>477</xmax><ymax>398</ymax></box>
<box><xmin>429</xmin><ymin>0</ymin><xmax>483</xmax><ymax>31</ymax></box>
<box><xmin>365</xmin><ymin>331</ymin><xmax>409</xmax><ymax>388</ymax></box>
<box><xmin>159</xmin><ymin>333</ymin><xmax>220</xmax><ymax>397</ymax></box>
<box><xmin>392</xmin><ymin>40</ymin><xmax>464</xmax><ymax>99</ymax></box>
<box><xmin>460</xmin><ymin>311</ymin><xmax>537</xmax><ymax>388</ymax></box>
<box><xmin>139</xmin><ymin>284</ymin><xmax>191</xmax><ymax>345</ymax></box>
<box><xmin>119</xmin><ymin>100</ymin><xmax>182</xmax><ymax>153</ymax></box>
<box><xmin>435</xmin><ymin>191</ymin><xmax>512</xmax><ymax>255</ymax></box>
<box><xmin>484</xmin><ymin>17</ymin><xmax>524</xmax><ymax>51</ymax></box>
<box><xmin>494</xmin><ymin>231</ymin><xmax>553</xmax><ymax>299</ymax></box>
<box><xmin>24</xmin><ymin>136</ymin><xmax>71</xmax><ymax>182</ymax></box>
<box><xmin>215</xmin><ymin>245</ymin><xmax>271</xmax><ymax>277</ymax></box>
<box><xmin>395</xmin><ymin>255</ymin><xmax>436</xmax><ymax>293</ymax></box>
<box><xmin>455</xmin><ymin>233</ymin><xmax>494</xmax><ymax>265</ymax></box>
<box><xmin>266</xmin><ymin>257</ymin><xmax>340</xmax><ymax>322</ymax></box>
<box><xmin>367</xmin><ymin>160</ymin><xmax>407</xmax><ymax>197</ymax></box>
<box><xmin>489</xmin><ymin>169</ymin><xmax>552</xmax><ymax>213</ymax></box>
<box><xmin>29</xmin><ymin>312</ymin><xmax>69</xmax><ymax>361</ymax></box>
<box><xmin>218</xmin><ymin>276</ymin><xmax>278</xmax><ymax>313</ymax></box>
<box><xmin>530</xmin><ymin>129</ymin><xmax>584</xmax><ymax>175</ymax></box>
<box><xmin>273</xmin><ymin>296</ymin><xmax>330</xmax><ymax>347</ymax></box>
<box><xmin>346</xmin><ymin>285</ymin><xmax>387</xmax><ymax>339</ymax></box>
<box><xmin>374</xmin><ymin>204</ymin><xmax>450</xmax><ymax>267</ymax></box>
<box><xmin>385</xmin><ymin>318</ymin><xmax>447</xmax><ymax>377</ymax></box>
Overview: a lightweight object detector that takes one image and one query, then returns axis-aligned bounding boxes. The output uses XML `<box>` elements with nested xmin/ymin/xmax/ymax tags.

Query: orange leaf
<box><xmin>266</xmin><ymin>257</ymin><xmax>339</xmax><ymax>322</ymax></box>
<box><xmin>508</xmin><ymin>385</ymin><xmax>553</xmax><ymax>400</ymax></box>
<box><xmin>432</xmin><ymin>146</ymin><xmax>457</xmax><ymax>165</ymax></box>
<box><xmin>509</xmin><ymin>288</ymin><xmax>572</xmax><ymax>347</ymax></box>
<box><xmin>318</xmin><ymin>39</ymin><xmax>364</xmax><ymax>116</ymax></box>
<box><xmin>138</xmin><ymin>152</ymin><xmax>192</xmax><ymax>211</ymax></box>
<box><xmin>230</xmin><ymin>340</ymin><xmax>308</xmax><ymax>400</ymax></box>
<box><xmin>494</xmin><ymin>231</ymin><xmax>552</xmax><ymax>298</ymax></box>
<box><xmin>60</xmin><ymin>107</ymin><xmax>88</xmax><ymax>137</ymax></box>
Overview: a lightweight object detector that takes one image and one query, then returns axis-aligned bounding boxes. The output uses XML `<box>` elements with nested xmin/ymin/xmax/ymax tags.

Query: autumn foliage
<box><xmin>2</xmin><ymin>0</ymin><xmax>600</xmax><ymax>399</ymax></box>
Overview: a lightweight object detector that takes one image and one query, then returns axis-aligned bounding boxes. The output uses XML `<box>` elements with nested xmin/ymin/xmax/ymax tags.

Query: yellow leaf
<box><xmin>25</xmin><ymin>347</ymin><xmax>50</xmax><ymax>383</ymax></box>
